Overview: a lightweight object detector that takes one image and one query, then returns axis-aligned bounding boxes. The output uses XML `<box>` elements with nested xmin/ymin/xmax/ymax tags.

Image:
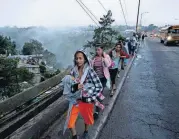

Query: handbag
<box><xmin>109</xmin><ymin>61</ymin><xmax>115</xmax><ymax>68</ymax></box>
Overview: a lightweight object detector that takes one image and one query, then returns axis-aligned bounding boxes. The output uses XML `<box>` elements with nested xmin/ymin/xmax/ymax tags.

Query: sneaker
<box><xmin>93</xmin><ymin>112</ymin><xmax>99</xmax><ymax>120</ymax></box>
<box><xmin>81</xmin><ymin>131</ymin><xmax>89</xmax><ymax>139</ymax></box>
<box><xmin>117</xmin><ymin>73</ymin><xmax>120</xmax><ymax>78</ymax></box>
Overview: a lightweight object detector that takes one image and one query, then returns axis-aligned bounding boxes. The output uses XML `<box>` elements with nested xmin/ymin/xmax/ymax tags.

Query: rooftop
<box><xmin>8</xmin><ymin>54</ymin><xmax>43</xmax><ymax>59</ymax></box>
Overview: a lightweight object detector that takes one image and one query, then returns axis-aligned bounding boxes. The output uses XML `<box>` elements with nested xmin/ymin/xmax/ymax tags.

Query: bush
<box><xmin>39</xmin><ymin>65</ymin><xmax>46</xmax><ymax>74</ymax></box>
<box><xmin>16</xmin><ymin>67</ymin><xmax>34</xmax><ymax>82</ymax></box>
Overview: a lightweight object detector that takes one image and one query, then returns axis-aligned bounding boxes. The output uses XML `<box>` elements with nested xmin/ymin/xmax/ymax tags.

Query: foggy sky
<box><xmin>1</xmin><ymin>0</ymin><xmax>179</xmax><ymax>27</ymax></box>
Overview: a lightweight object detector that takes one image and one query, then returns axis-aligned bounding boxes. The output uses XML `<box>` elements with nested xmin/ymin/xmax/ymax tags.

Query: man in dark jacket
<box><xmin>128</xmin><ymin>40</ymin><xmax>132</xmax><ymax>55</ymax></box>
<box><xmin>142</xmin><ymin>34</ymin><xmax>145</xmax><ymax>41</ymax></box>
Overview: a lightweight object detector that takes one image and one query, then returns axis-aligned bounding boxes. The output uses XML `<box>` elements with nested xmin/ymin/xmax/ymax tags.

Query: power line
<box><xmin>97</xmin><ymin>0</ymin><xmax>118</xmax><ymax>26</ymax></box>
<box><xmin>118</xmin><ymin>0</ymin><xmax>128</xmax><ymax>28</ymax></box>
<box><xmin>123</xmin><ymin>0</ymin><xmax>128</xmax><ymax>16</ymax></box>
<box><xmin>97</xmin><ymin>0</ymin><xmax>108</xmax><ymax>12</ymax></box>
<box><xmin>78</xmin><ymin>0</ymin><xmax>99</xmax><ymax>23</ymax></box>
<box><xmin>75</xmin><ymin>0</ymin><xmax>99</xmax><ymax>27</ymax></box>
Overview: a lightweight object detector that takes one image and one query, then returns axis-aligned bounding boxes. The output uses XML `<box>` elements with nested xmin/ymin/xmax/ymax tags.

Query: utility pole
<box><xmin>136</xmin><ymin>0</ymin><xmax>141</xmax><ymax>33</ymax></box>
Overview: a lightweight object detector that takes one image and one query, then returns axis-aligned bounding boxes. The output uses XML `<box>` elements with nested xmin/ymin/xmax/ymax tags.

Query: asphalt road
<box><xmin>98</xmin><ymin>38</ymin><xmax>179</xmax><ymax>139</ymax></box>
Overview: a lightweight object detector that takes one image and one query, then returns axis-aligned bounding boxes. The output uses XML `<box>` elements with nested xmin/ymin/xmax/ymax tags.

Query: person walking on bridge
<box><xmin>61</xmin><ymin>49</ymin><xmax>104</xmax><ymax>139</ymax></box>
<box><xmin>142</xmin><ymin>34</ymin><xmax>145</xmax><ymax>42</ymax></box>
<box><xmin>91</xmin><ymin>46</ymin><xmax>111</xmax><ymax>119</ymax></box>
<box><xmin>130</xmin><ymin>35</ymin><xmax>137</xmax><ymax>56</ymax></box>
<box><xmin>108</xmin><ymin>43</ymin><xmax>129</xmax><ymax>96</ymax></box>
<box><xmin>119</xmin><ymin>41</ymin><xmax>129</xmax><ymax>69</ymax></box>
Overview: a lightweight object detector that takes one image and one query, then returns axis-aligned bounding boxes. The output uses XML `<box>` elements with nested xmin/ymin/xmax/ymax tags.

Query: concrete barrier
<box><xmin>0</xmin><ymin>70</ymin><xmax>69</xmax><ymax>115</ymax></box>
<box><xmin>8</xmin><ymin>97</ymin><xmax>69</xmax><ymax>139</ymax></box>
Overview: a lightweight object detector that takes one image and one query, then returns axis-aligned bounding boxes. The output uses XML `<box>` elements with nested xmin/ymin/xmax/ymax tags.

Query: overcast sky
<box><xmin>1</xmin><ymin>0</ymin><xmax>179</xmax><ymax>27</ymax></box>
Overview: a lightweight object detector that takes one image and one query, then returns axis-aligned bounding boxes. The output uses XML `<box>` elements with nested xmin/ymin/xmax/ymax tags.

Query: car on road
<box><xmin>159</xmin><ymin>25</ymin><xmax>179</xmax><ymax>46</ymax></box>
<box><xmin>150</xmin><ymin>34</ymin><xmax>154</xmax><ymax>37</ymax></box>
<box><xmin>154</xmin><ymin>34</ymin><xmax>159</xmax><ymax>37</ymax></box>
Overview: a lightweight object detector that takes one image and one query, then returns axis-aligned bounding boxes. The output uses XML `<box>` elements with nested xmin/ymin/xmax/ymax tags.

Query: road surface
<box><xmin>98</xmin><ymin>38</ymin><xmax>179</xmax><ymax>139</ymax></box>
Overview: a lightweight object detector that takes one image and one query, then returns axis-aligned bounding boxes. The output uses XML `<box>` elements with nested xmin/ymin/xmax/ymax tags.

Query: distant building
<box><xmin>122</xmin><ymin>29</ymin><xmax>136</xmax><ymax>38</ymax></box>
<box><xmin>8</xmin><ymin>54</ymin><xmax>44</xmax><ymax>65</ymax></box>
<box><xmin>8</xmin><ymin>54</ymin><xmax>45</xmax><ymax>84</ymax></box>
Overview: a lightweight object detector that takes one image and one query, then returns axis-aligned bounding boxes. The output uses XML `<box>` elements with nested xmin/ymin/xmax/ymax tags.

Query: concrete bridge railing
<box><xmin>0</xmin><ymin>70</ymin><xmax>69</xmax><ymax>115</ymax></box>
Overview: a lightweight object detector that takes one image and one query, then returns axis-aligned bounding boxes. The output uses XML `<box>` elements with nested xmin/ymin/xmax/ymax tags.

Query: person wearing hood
<box><xmin>91</xmin><ymin>46</ymin><xmax>111</xmax><ymax>119</ymax></box>
<box><xmin>61</xmin><ymin>49</ymin><xmax>104</xmax><ymax>139</ymax></box>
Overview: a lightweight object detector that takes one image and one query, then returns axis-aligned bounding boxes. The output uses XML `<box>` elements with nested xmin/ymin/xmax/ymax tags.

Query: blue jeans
<box><xmin>124</xmin><ymin>59</ymin><xmax>128</xmax><ymax>65</ymax></box>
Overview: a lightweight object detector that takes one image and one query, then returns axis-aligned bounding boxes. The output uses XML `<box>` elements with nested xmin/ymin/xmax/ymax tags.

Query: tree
<box><xmin>84</xmin><ymin>10</ymin><xmax>117</xmax><ymax>50</ymax></box>
<box><xmin>116</xmin><ymin>34</ymin><xmax>126</xmax><ymax>42</ymax></box>
<box><xmin>22</xmin><ymin>40</ymin><xmax>57</xmax><ymax>67</ymax></box>
<box><xmin>16</xmin><ymin>67</ymin><xmax>34</xmax><ymax>82</ymax></box>
<box><xmin>55</xmin><ymin>69</ymin><xmax>61</xmax><ymax>75</ymax></box>
<box><xmin>145</xmin><ymin>24</ymin><xmax>158</xmax><ymax>31</ymax></box>
<box><xmin>22</xmin><ymin>43</ymin><xmax>32</xmax><ymax>55</ymax></box>
<box><xmin>0</xmin><ymin>35</ymin><xmax>17</xmax><ymax>55</ymax></box>
<box><xmin>0</xmin><ymin>57</ymin><xmax>20</xmax><ymax>97</ymax></box>
<box><xmin>0</xmin><ymin>57</ymin><xmax>34</xmax><ymax>97</ymax></box>
<box><xmin>39</xmin><ymin>60</ymin><xmax>60</xmax><ymax>81</ymax></box>
<box><xmin>22</xmin><ymin>39</ymin><xmax>43</xmax><ymax>55</ymax></box>
<box><xmin>39</xmin><ymin>65</ymin><xmax>46</xmax><ymax>74</ymax></box>
<box><xmin>43</xmin><ymin>69</ymin><xmax>61</xmax><ymax>80</ymax></box>
<box><xmin>43</xmin><ymin>49</ymin><xmax>57</xmax><ymax>66</ymax></box>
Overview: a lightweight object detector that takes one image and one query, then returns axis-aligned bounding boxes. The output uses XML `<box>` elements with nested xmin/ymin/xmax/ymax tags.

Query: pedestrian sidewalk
<box><xmin>40</xmin><ymin>57</ymin><xmax>134</xmax><ymax>139</ymax></box>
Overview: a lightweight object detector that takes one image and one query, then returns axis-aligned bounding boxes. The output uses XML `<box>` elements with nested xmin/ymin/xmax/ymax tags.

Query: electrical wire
<box><xmin>78</xmin><ymin>0</ymin><xmax>99</xmax><ymax>23</ymax></box>
<box><xmin>123</xmin><ymin>0</ymin><xmax>128</xmax><ymax>16</ymax></box>
<box><xmin>97</xmin><ymin>0</ymin><xmax>108</xmax><ymax>12</ymax></box>
<box><xmin>75</xmin><ymin>0</ymin><xmax>99</xmax><ymax>27</ymax></box>
<box><xmin>118</xmin><ymin>0</ymin><xmax>128</xmax><ymax>28</ymax></box>
<box><xmin>97</xmin><ymin>0</ymin><xmax>118</xmax><ymax>26</ymax></box>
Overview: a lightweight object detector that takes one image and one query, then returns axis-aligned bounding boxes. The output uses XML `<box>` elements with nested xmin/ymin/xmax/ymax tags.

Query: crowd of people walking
<box><xmin>61</xmin><ymin>34</ymin><xmax>140</xmax><ymax>139</ymax></box>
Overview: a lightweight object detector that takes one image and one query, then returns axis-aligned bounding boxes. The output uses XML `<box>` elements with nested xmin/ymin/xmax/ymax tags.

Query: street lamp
<box><xmin>140</xmin><ymin>12</ymin><xmax>149</xmax><ymax>27</ymax></box>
